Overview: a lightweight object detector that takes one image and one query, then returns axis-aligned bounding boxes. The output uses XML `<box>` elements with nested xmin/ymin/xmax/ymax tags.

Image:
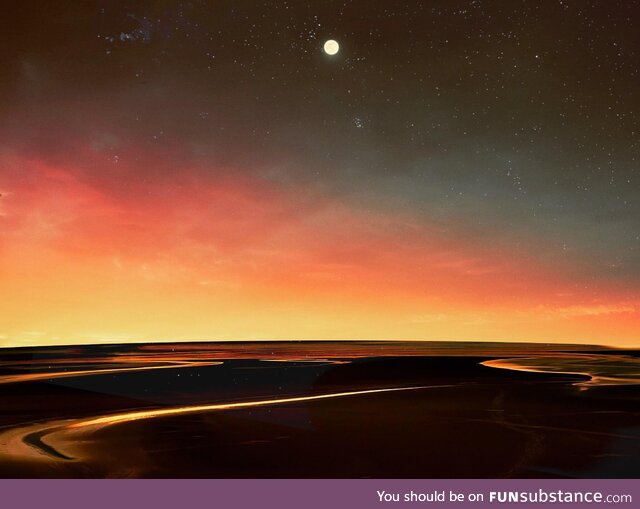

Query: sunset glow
<box><xmin>2</xmin><ymin>2</ymin><xmax>639</xmax><ymax>348</ymax></box>
<box><xmin>1</xmin><ymin>148</ymin><xmax>638</xmax><ymax>347</ymax></box>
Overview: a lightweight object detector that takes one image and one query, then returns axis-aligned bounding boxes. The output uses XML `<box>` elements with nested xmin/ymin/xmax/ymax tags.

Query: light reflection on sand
<box><xmin>482</xmin><ymin>354</ymin><xmax>640</xmax><ymax>387</ymax></box>
<box><xmin>0</xmin><ymin>356</ymin><xmax>223</xmax><ymax>384</ymax></box>
<box><xmin>2</xmin><ymin>340</ymin><xmax>609</xmax><ymax>385</ymax></box>
<box><xmin>69</xmin><ymin>385</ymin><xmax>442</xmax><ymax>429</ymax></box>
<box><xmin>1</xmin><ymin>342</ymin><xmax>637</xmax><ymax>477</ymax></box>
<box><xmin>0</xmin><ymin>384</ymin><xmax>448</xmax><ymax>464</ymax></box>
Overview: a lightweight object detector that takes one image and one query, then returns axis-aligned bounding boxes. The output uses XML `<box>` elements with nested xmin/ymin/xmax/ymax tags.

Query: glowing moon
<box><xmin>323</xmin><ymin>39</ymin><xmax>340</xmax><ymax>56</ymax></box>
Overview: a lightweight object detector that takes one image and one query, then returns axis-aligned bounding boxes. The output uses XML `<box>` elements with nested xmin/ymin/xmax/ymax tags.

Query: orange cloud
<box><xmin>1</xmin><ymin>147</ymin><xmax>639</xmax><ymax>347</ymax></box>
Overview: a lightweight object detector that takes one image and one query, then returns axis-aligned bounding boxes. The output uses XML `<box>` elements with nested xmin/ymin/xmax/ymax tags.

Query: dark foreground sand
<box><xmin>0</xmin><ymin>342</ymin><xmax>638</xmax><ymax>478</ymax></box>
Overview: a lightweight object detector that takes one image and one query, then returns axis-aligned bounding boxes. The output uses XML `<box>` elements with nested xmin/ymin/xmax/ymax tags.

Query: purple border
<box><xmin>1</xmin><ymin>479</ymin><xmax>637</xmax><ymax>508</ymax></box>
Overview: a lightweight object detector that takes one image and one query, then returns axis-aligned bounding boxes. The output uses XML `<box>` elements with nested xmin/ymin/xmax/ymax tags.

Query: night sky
<box><xmin>1</xmin><ymin>1</ymin><xmax>639</xmax><ymax>346</ymax></box>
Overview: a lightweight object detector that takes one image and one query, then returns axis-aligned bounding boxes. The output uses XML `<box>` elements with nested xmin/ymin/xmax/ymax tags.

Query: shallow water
<box><xmin>0</xmin><ymin>341</ymin><xmax>638</xmax><ymax>478</ymax></box>
<box><xmin>483</xmin><ymin>354</ymin><xmax>640</xmax><ymax>387</ymax></box>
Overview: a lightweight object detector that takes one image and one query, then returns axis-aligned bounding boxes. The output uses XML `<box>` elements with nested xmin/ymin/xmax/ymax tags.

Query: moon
<box><xmin>323</xmin><ymin>39</ymin><xmax>340</xmax><ymax>56</ymax></box>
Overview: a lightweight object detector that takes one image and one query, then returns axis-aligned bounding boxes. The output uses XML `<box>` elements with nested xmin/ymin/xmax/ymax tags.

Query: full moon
<box><xmin>323</xmin><ymin>39</ymin><xmax>340</xmax><ymax>55</ymax></box>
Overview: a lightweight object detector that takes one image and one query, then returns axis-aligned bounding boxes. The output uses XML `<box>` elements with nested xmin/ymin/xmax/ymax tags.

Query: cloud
<box><xmin>556</xmin><ymin>304</ymin><xmax>637</xmax><ymax>318</ymax></box>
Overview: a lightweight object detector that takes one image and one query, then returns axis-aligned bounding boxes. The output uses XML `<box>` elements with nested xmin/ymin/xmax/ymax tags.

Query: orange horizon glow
<box><xmin>1</xmin><ymin>148</ymin><xmax>639</xmax><ymax>348</ymax></box>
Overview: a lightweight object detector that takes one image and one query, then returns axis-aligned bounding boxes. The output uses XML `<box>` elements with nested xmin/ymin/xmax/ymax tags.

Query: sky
<box><xmin>1</xmin><ymin>1</ymin><xmax>639</xmax><ymax>347</ymax></box>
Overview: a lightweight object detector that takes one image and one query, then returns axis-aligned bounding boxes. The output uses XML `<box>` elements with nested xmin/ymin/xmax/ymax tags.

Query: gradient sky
<box><xmin>1</xmin><ymin>1</ymin><xmax>639</xmax><ymax>347</ymax></box>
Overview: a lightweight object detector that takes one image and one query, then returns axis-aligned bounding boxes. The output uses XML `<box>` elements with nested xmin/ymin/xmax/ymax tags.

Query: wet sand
<box><xmin>0</xmin><ymin>341</ymin><xmax>638</xmax><ymax>478</ymax></box>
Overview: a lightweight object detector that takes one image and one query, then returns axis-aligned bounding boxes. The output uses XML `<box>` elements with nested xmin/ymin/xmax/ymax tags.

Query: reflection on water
<box><xmin>483</xmin><ymin>354</ymin><xmax>640</xmax><ymax>386</ymax></box>
<box><xmin>0</xmin><ymin>341</ymin><xmax>638</xmax><ymax>478</ymax></box>
<box><xmin>0</xmin><ymin>359</ymin><xmax>223</xmax><ymax>385</ymax></box>
<box><xmin>1</xmin><ymin>385</ymin><xmax>447</xmax><ymax>465</ymax></box>
<box><xmin>0</xmin><ymin>341</ymin><xmax>610</xmax><ymax>385</ymax></box>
